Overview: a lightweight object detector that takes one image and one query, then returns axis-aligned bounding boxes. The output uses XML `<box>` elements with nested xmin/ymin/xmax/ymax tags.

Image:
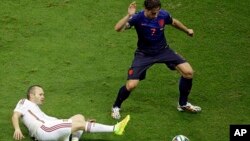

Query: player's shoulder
<box><xmin>159</xmin><ymin>9</ymin><xmax>171</xmax><ymax>17</ymax></box>
<box><xmin>136</xmin><ymin>10</ymin><xmax>144</xmax><ymax>15</ymax></box>
<box><xmin>132</xmin><ymin>10</ymin><xmax>145</xmax><ymax>18</ymax></box>
<box><xmin>17</xmin><ymin>98</ymin><xmax>29</xmax><ymax>105</ymax></box>
<box><xmin>129</xmin><ymin>10</ymin><xmax>144</xmax><ymax>24</ymax></box>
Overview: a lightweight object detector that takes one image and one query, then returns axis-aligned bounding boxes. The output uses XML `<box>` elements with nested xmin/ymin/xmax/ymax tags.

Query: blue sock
<box><xmin>179</xmin><ymin>77</ymin><xmax>192</xmax><ymax>106</ymax></box>
<box><xmin>113</xmin><ymin>85</ymin><xmax>131</xmax><ymax>108</ymax></box>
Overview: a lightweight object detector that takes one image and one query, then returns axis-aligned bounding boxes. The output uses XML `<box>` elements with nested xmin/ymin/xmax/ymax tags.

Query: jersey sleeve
<box><xmin>13</xmin><ymin>99</ymin><xmax>27</xmax><ymax>115</ymax></box>
<box><xmin>164</xmin><ymin>11</ymin><xmax>173</xmax><ymax>25</ymax></box>
<box><xmin>127</xmin><ymin>12</ymin><xmax>140</xmax><ymax>28</ymax></box>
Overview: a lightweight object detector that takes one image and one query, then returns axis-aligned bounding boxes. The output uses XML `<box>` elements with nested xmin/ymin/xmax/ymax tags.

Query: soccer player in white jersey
<box><xmin>12</xmin><ymin>85</ymin><xmax>130</xmax><ymax>141</ymax></box>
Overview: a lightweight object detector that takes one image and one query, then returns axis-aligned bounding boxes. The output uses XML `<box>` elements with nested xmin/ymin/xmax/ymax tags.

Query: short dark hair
<box><xmin>144</xmin><ymin>0</ymin><xmax>161</xmax><ymax>10</ymax></box>
<box><xmin>27</xmin><ymin>85</ymin><xmax>42</xmax><ymax>99</ymax></box>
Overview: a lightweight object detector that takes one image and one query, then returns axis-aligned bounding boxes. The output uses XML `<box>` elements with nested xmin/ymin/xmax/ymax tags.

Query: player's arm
<box><xmin>12</xmin><ymin>111</ymin><xmax>25</xmax><ymax>140</ymax></box>
<box><xmin>171</xmin><ymin>18</ymin><xmax>194</xmax><ymax>37</ymax></box>
<box><xmin>114</xmin><ymin>1</ymin><xmax>136</xmax><ymax>32</ymax></box>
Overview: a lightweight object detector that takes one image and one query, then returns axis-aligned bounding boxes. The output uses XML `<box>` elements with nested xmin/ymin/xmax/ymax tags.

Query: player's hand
<box><xmin>187</xmin><ymin>29</ymin><xmax>194</xmax><ymax>37</ymax></box>
<box><xmin>128</xmin><ymin>1</ymin><xmax>136</xmax><ymax>16</ymax></box>
<box><xmin>13</xmin><ymin>129</ymin><xmax>25</xmax><ymax>140</ymax></box>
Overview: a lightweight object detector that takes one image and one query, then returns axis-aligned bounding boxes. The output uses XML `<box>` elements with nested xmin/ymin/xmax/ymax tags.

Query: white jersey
<box><xmin>14</xmin><ymin>99</ymin><xmax>58</xmax><ymax>137</ymax></box>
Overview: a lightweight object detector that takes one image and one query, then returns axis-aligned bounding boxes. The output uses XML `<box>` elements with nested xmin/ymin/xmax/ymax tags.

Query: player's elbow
<box><xmin>171</xmin><ymin>18</ymin><xmax>181</xmax><ymax>27</ymax></box>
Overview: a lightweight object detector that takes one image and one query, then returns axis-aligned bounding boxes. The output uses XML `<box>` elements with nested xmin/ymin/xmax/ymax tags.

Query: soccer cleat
<box><xmin>177</xmin><ymin>102</ymin><xmax>201</xmax><ymax>113</ymax></box>
<box><xmin>111</xmin><ymin>107</ymin><xmax>121</xmax><ymax>119</ymax></box>
<box><xmin>114</xmin><ymin>115</ymin><xmax>130</xmax><ymax>135</ymax></box>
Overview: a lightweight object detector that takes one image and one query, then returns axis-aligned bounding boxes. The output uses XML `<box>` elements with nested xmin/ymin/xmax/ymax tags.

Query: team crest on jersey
<box><xmin>158</xmin><ymin>19</ymin><xmax>164</xmax><ymax>28</ymax></box>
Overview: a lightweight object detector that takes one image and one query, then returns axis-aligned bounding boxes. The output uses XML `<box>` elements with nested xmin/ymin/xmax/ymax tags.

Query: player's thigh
<box><xmin>36</xmin><ymin>119</ymin><xmax>72</xmax><ymax>141</ymax></box>
<box><xmin>129</xmin><ymin>53</ymin><xmax>153</xmax><ymax>80</ymax></box>
<box><xmin>159</xmin><ymin>47</ymin><xmax>186</xmax><ymax>70</ymax></box>
<box><xmin>176</xmin><ymin>62</ymin><xmax>194</xmax><ymax>78</ymax></box>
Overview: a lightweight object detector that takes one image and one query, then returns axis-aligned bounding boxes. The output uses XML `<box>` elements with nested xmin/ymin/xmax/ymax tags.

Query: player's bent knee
<box><xmin>71</xmin><ymin>114</ymin><xmax>85</xmax><ymax>123</ymax></box>
<box><xmin>126</xmin><ymin>82</ymin><xmax>138</xmax><ymax>91</ymax></box>
<box><xmin>71</xmin><ymin>121</ymin><xmax>85</xmax><ymax>132</ymax></box>
<box><xmin>71</xmin><ymin>114</ymin><xmax>87</xmax><ymax>132</ymax></box>
<box><xmin>182</xmin><ymin>71</ymin><xmax>194</xmax><ymax>79</ymax></box>
<box><xmin>77</xmin><ymin>114</ymin><xmax>85</xmax><ymax>121</ymax></box>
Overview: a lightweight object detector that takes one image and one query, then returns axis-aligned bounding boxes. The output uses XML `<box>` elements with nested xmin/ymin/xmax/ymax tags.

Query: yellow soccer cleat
<box><xmin>114</xmin><ymin>115</ymin><xmax>130</xmax><ymax>135</ymax></box>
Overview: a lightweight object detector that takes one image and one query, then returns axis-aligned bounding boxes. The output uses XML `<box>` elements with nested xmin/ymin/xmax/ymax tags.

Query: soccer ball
<box><xmin>172</xmin><ymin>135</ymin><xmax>189</xmax><ymax>141</ymax></box>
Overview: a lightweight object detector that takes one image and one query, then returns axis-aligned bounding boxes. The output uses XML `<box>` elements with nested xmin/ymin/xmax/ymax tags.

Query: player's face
<box><xmin>144</xmin><ymin>7</ymin><xmax>160</xmax><ymax>19</ymax></box>
<box><xmin>32</xmin><ymin>87</ymin><xmax>45</xmax><ymax>105</ymax></box>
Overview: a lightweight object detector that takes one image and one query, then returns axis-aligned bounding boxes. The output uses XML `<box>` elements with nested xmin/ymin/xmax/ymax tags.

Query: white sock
<box><xmin>85</xmin><ymin>122</ymin><xmax>114</xmax><ymax>133</ymax></box>
<box><xmin>71</xmin><ymin>137</ymin><xmax>79</xmax><ymax>141</ymax></box>
<box><xmin>71</xmin><ymin>130</ymin><xmax>83</xmax><ymax>141</ymax></box>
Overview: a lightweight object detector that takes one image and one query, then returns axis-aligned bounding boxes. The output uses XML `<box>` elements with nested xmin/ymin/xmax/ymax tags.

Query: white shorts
<box><xmin>35</xmin><ymin>119</ymin><xmax>72</xmax><ymax>141</ymax></box>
